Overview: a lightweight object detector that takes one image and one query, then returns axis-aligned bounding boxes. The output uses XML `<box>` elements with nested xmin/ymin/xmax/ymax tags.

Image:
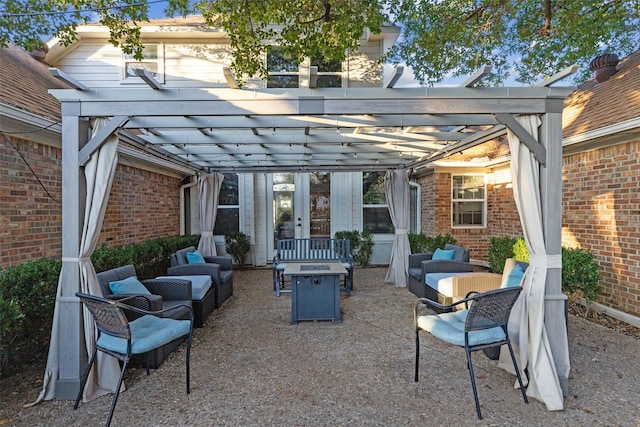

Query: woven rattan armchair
<box><xmin>414</xmin><ymin>286</ymin><xmax>528</xmax><ymax>420</ymax></box>
<box><xmin>74</xmin><ymin>292</ymin><xmax>193</xmax><ymax>427</ymax></box>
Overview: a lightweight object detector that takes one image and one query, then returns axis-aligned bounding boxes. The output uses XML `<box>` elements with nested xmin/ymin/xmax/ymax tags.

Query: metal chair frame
<box><xmin>414</xmin><ymin>286</ymin><xmax>528</xmax><ymax>420</ymax></box>
<box><xmin>74</xmin><ymin>292</ymin><xmax>194</xmax><ymax>427</ymax></box>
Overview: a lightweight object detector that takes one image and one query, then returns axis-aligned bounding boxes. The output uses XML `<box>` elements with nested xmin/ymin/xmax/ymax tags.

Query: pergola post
<box><xmin>539</xmin><ymin>110</ymin><xmax>570</xmax><ymax>396</ymax></box>
<box><xmin>55</xmin><ymin>104</ymin><xmax>88</xmax><ymax>399</ymax></box>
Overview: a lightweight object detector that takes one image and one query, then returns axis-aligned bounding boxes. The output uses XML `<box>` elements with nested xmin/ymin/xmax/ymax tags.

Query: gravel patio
<box><xmin>2</xmin><ymin>266</ymin><xmax>639</xmax><ymax>426</ymax></box>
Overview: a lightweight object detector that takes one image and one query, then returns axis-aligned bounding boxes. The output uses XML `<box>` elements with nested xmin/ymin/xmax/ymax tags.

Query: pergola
<box><xmin>43</xmin><ymin>66</ymin><xmax>575</xmax><ymax>411</ymax></box>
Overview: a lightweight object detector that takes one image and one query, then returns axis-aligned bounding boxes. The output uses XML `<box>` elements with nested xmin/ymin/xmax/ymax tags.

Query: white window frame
<box><xmin>121</xmin><ymin>43</ymin><xmax>165</xmax><ymax>84</ymax></box>
<box><xmin>451</xmin><ymin>174</ymin><xmax>487</xmax><ymax>228</ymax></box>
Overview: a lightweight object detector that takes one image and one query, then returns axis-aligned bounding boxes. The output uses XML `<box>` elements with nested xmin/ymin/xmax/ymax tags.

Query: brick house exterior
<box><xmin>0</xmin><ymin>44</ymin><xmax>185</xmax><ymax>268</ymax></box>
<box><xmin>416</xmin><ymin>50</ymin><xmax>640</xmax><ymax>321</ymax></box>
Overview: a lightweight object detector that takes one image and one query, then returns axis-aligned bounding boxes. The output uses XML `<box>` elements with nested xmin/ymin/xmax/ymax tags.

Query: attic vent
<box><xmin>589</xmin><ymin>53</ymin><xmax>619</xmax><ymax>83</ymax></box>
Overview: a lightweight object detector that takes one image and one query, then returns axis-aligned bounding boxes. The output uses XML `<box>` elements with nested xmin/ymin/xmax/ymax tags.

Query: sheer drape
<box><xmin>384</xmin><ymin>169</ymin><xmax>410</xmax><ymax>287</ymax></box>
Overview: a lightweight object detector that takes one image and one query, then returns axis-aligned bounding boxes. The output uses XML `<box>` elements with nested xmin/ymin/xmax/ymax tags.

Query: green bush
<box><xmin>513</xmin><ymin>237</ymin><xmax>530</xmax><ymax>263</ymax></box>
<box><xmin>334</xmin><ymin>230</ymin><xmax>374</xmax><ymax>266</ymax></box>
<box><xmin>562</xmin><ymin>247</ymin><xmax>601</xmax><ymax>313</ymax></box>
<box><xmin>425</xmin><ymin>233</ymin><xmax>457</xmax><ymax>253</ymax></box>
<box><xmin>0</xmin><ymin>258</ymin><xmax>61</xmax><ymax>376</ymax></box>
<box><xmin>488</xmin><ymin>236</ymin><xmax>518</xmax><ymax>273</ymax></box>
<box><xmin>408</xmin><ymin>232</ymin><xmax>429</xmax><ymax>254</ymax></box>
<box><xmin>225</xmin><ymin>231</ymin><xmax>251</xmax><ymax>266</ymax></box>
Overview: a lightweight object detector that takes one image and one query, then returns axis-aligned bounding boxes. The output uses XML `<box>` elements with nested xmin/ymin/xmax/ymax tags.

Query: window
<box><xmin>452</xmin><ymin>175</ymin><xmax>486</xmax><ymax>227</ymax></box>
<box><xmin>122</xmin><ymin>44</ymin><xmax>164</xmax><ymax>83</ymax></box>
<box><xmin>311</xmin><ymin>55</ymin><xmax>343</xmax><ymax>88</ymax></box>
<box><xmin>213</xmin><ymin>174</ymin><xmax>240</xmax><ymax>235</ymax></box>
<box><xmin>362</xmin><ymin>172</ymin><xmax>394</xmax><ymax>234</ymax></box>
<box><xmin>267</xmin><ymin>46</ymin><xmax>299</xmax><ymax>88</ymax></box>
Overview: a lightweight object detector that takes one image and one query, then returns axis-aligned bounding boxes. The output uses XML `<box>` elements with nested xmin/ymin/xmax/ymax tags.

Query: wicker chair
<box><xmin>74</xmin><ymin>292</ymin><xmax>193</xmax><ymax>427</ymax></box>
<box><xmin>168</xmin><ymin>246</ymin><xmax>233</xmax><ymax>309</ymax></box>
<box><xmin>414</xmin><ymin>286</ymin><xmax>528</xmax><ymax>420</ymax></box>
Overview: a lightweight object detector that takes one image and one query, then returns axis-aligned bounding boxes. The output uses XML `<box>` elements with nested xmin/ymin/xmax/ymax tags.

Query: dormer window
<box><xmin>122</xmin><ymin>44</ymin><xmax>164</xmax><ymax>83</ymax></box>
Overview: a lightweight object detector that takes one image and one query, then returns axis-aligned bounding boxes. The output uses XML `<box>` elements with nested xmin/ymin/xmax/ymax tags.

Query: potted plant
<box><xmin>224</xmin><ymin>231</ymin><xmax>251</xmax><ymax>266</ymax></box>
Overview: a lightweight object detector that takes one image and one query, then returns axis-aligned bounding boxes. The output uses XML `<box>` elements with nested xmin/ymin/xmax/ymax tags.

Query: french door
<box><xmin>269</xmin><ymin>172</ymin><xmax>331</xmax><ymax>255</ymax></box>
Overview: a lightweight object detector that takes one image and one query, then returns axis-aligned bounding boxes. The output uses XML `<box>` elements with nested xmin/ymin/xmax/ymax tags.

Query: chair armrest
<box><xmin>414</xmin><ymin>297</ymin><xmax>468</xmax><ymax>325</ymax></box>
<box><xmin>450</xmin><ymin>273</ymin><xmax>503</xmax><ymax>298</ymax></box>
<box><xmin>142</xmin><ymin>278</ymin><xmax>192</xmax><ymax>301</ymax></box>
<box><xmin>421</xmin><ymin>260</ymin><xmax>474</xmax><ymax>275</ymax></box>
<box><xmin>204</xmin><ymin>255</ymin><xmax>233</xmax><ymax>270</ymax></box>
<box><xmin>409</xmin><ymin>253</ymin><xmax>433</xmax><ymax>268</ymax></box>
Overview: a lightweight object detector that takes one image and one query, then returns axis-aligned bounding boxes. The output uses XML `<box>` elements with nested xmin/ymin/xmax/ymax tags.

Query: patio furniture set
<box><xmin>80</xmin><ymin>241</ymin><xmax>529</xmax><ymax>424</ymax></box>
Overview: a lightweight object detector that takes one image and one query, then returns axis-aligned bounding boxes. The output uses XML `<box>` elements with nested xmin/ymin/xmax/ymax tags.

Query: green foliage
<box><xmin>487</xmin><ymin>237</ymin><xmax>602</xmax><ymax>315</ymax></box>
<box><xmin>5</xmin><ymin>1</ymin><xmax>637</xmax><ymax>86</ymax></box>
<box><xmin>513</xmin><ymin>238</ymin><xmax>530</xmax><ymax>263</ymax></box>
<box><xmin>334</xmin><ymin>230</ymin><xmax>374</xmax><ymax>266</ymax></box>
<box><xmin>488</xmin><ymin>236</ymin><xmax>518</xmax><ymax>273</ymax></box>
<box><xmin>408</xmin><ymin>232</ymin><xmax>429</xmax><ymax>254</ymax></box>
<box><xmin>424</xmin><ymin>233</ymin><xmax>457</xmax><ymax>253</ymax></box>
<box><xmin>386</xmin><ymin>1</ymin><xmax>640</xmax><ymax>86</ymax></box>
<box><xmin>224</xmin><ymin>231</ymin><xmax>251</xmax><ymax>266</ymax></box>
<box><xmin>562</xmin><ymin>247</ymin><xmax>601</xmax><ymax>311</ymax></box>
<box><xmin>0</xmin><ymin>258</ymin><xmax>61</xmax><ymax>376</ymax></box>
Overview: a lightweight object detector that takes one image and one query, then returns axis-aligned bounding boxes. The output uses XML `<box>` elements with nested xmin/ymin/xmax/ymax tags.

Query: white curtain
<box><xmin>31</xmin><ymin>118</ymin><xmax>121</xmax><ymax>405</ymax></box>
<box><xmin>197</xmin><ymin>172</ymin><xmax>225</xmax><ymax>256</ymax></box>
<box><xmin>499</xmin><ymin>114</ymin><xmax>565</xmax><ymax>411</ymax></box>
<box><xmin>384</xmin><ymin>169</ymin><xmax>410</xmax><ymax>287</ymax></box>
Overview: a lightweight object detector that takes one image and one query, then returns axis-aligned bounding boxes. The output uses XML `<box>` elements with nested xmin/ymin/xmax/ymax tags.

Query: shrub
<box><xmin>425</xmin><ymin>233</ymin><xmax>457</xmax><ymax>253</ymax></box>
<box><xmin>488</xmin><ymin>236</ymin><xmax>518</xmax><ymax>273</ymax></box>
<box><xmin>562</xmin><ymin>247</ymin><xmax>601</xmax><ymax>315</ymax></box>
<box><xmin>513</xmin><ymin>237</ymin><xmax>530</xmax><ymax>263</ymax></box>
<box><xmin>334</xmin><ymin>230</ymin><xmax>374</xmax><ymax>266</ymax></box>
<box><xmin>408</xmin><ymin>232</ymin><xmax>429</xmax><ymax>254</ymax></box>
<box><xmin>225</xmin><ymin>231</ymin><xmax>251</xmax><ymax>266</ymax></box>
<box><xmin>0</xmin><ymin>258</ymin><xmax>61</xmax><ymax>376</ymax></box>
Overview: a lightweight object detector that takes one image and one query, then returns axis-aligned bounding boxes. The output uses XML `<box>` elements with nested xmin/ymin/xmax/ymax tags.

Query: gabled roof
<box><xmin>563</xmin><ymin>50</ymin><xmax>640</xmax><ymax>138</ymax></box>
<box><xmin>0</xmin><ymin>44</ymin><xmax>69</xmax><ymax>121</ymax></box>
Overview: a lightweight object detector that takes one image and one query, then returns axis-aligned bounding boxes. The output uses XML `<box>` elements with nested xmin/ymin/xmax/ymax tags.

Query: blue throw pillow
<box><xmin>503</xmin><ymin>264</ymin><xmax>525</xmax><ymax>288</ymax></box>
<box><xmin>186</xmin><ymin>250</ymin><xmax>206</xmax><ymax>264</ymax></box>
<box><xmin>432</xmin><ymin>248</ymin><xmax>455</xmax><ymax>260</ymax></box>
<box><xmin>109</xmin><ymin>276</ymin><xmax>151</xmax><ymax>295</ymax></box>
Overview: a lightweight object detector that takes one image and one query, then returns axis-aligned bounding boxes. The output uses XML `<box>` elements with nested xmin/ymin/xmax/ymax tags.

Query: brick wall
<box><xmin>415</xmin><ymin>171</ymin><xmax>522</xmax><ymax>261</ymax></box>
<box><xmin>562</xmin><ymin>141</ymin><xmax>640</xmax><ymax>318</ymax></box>
<box><xmin>1</xmin><ymin>137</ymin><xmax>182</xmax><ymax>268</ymax></box>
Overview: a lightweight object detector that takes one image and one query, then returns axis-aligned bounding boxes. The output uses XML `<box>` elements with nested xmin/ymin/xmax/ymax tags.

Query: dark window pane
<box><xmin>363</xmin><ymin>207</ymin><xmax>394</xmax><ymax>234</ymax></box>
<box><xmin>311</xmin><ymin>56</ymin><xmax>341</xmax><ymax>72</ymax></box>
<box><xmin>213</xmin><ymin>208</ymin><xmax>239</xmax><ymax>235</ymax></box>
<box><xmin>363</xmin><ymin>172</ymin><xmax>386</xmax><ymax>204</ymax></box>
<box><xmin>317</xmin><ymin>75</ymin><xmax>342</xmax><ymax>87</ymax></box>
<box><xmin>267</xmin><ymin>46</ymin><xmax>298</xmax><ymax>72</ymax></box>
<box><xmin>219</xmin><ymin>173</ymin><xmax>239</xmax><ymax>205</ymax></box>
<box><xmin>267</xmin><ymin>75</ymin><xmax>299</xmax><ymax>88</ymax></box>
<box><xmin>452</xmin><ymin>201</ymin><xmax>483</xmax><ymax>226</ymax></box>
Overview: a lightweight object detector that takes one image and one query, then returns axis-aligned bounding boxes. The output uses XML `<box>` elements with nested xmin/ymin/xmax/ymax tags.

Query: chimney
<box><xmin>589</xmin><ymin>53</ymin><xmax>619</xmax><ymax>83</ymax></box>
<box><xmin>28</xmin><ymin>44</ymin><xmax>49</xmax><ymax>63</ymax></box>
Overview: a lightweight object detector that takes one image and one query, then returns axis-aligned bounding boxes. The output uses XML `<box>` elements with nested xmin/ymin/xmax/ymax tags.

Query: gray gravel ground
<box><xmin>2</xmin><ymin>267</ymin><xmax>640</xmax><ymax>426</ymax></box>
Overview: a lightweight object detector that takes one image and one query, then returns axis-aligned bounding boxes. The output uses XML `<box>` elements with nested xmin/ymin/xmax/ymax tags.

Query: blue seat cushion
<box><xmin>425</xmin><ymin>272</ymin><xmax>467</xmax><ymax>292</ymax></box>
<box><xmin>97</xmin><ymin>315</ymin><xmax>190</xmax><ymax>355</ymax></box>
<box><xmin>162</xmin><ymin>275</ymin><xmax>212</xmax><ymax>300</ymax></box>
<box><xmin>417</xmin><ymin>310</ymin><xmax>506</xmax><ymax>347</ymax></box>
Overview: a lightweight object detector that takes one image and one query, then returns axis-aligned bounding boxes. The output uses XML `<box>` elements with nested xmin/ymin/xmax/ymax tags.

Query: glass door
<box><xmin>309</xmin><ymin>172</ymin><xmax>331</xmax><ymax>238</ymax></box>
